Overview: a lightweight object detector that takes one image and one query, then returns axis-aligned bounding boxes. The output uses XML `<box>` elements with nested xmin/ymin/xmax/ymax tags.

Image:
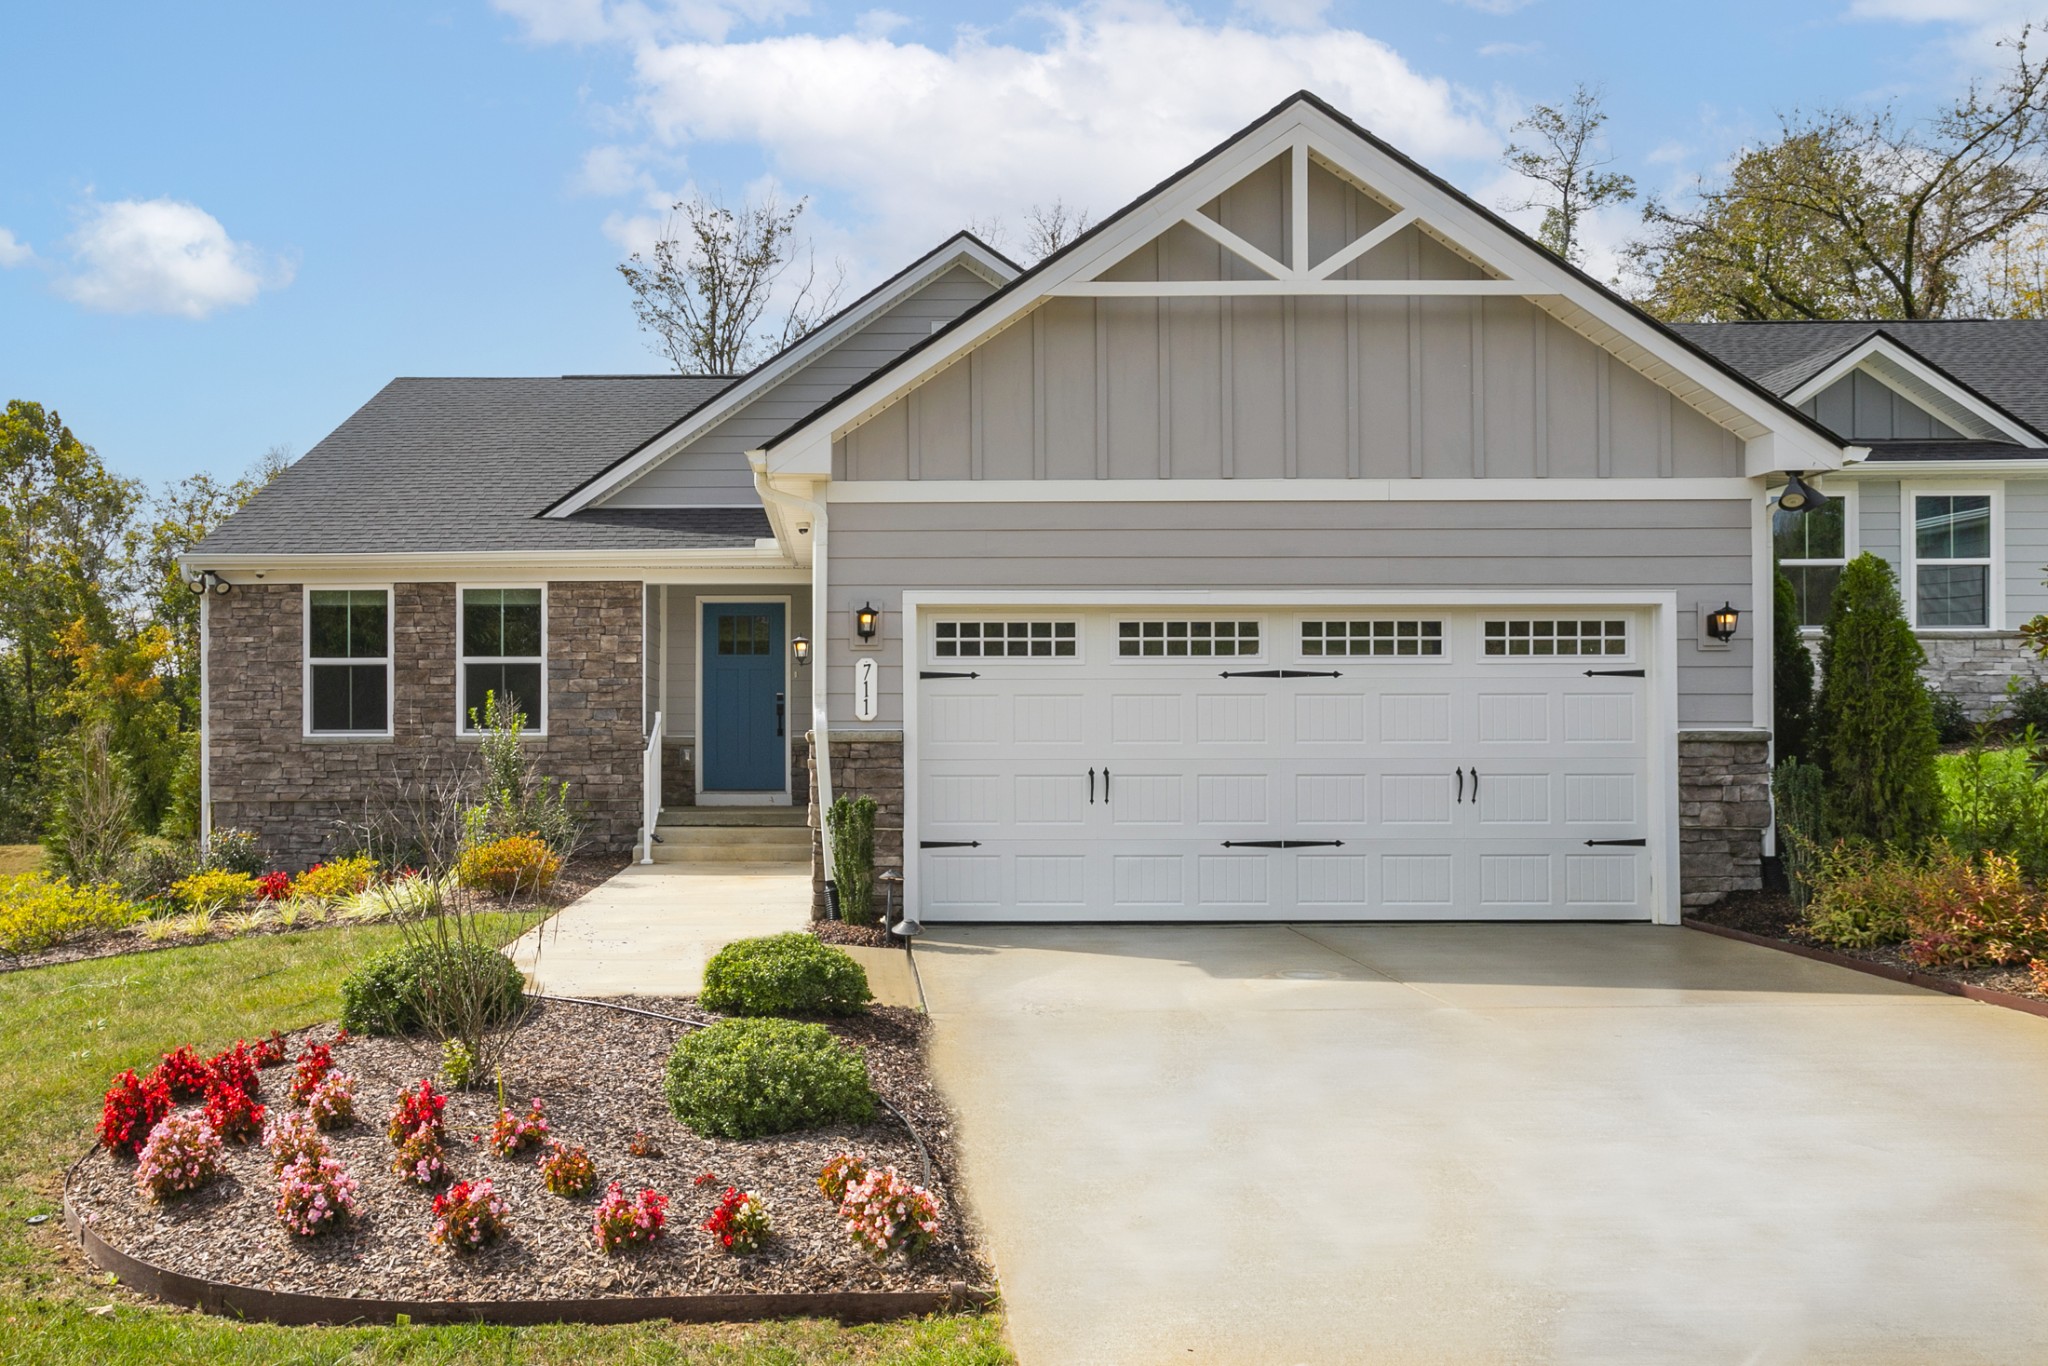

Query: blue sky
<box><xmin>0</xmin><ymin>0</ymin><xmax>2029</xmax><ymax>486</ymax></box>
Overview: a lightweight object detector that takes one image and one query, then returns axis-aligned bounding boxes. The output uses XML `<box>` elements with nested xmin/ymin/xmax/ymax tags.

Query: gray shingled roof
<box><xmin>194</xmin><ymin>376</ymin><xmax>770</xmax><ymax>557</ymax></box>
<box><xmin>1672</xmin><ymin>321</ymin><xmax>2048</xmax><ymax>440</ymax></box>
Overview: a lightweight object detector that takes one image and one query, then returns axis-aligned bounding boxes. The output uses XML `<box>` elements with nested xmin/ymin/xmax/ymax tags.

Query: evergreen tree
<box><xmin>1816</xmin><ymin>553</ymin><xmax>1940</xmax><ymax>845</ymax></box>
<box><xmin>1772</xmin><ymin>569</ymin><xmax>1816</xmax><ymax>763</ymax></box>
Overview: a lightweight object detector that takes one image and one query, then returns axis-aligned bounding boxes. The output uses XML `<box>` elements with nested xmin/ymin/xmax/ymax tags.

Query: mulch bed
<box><xmin>808</xmin><ymin>921</ymin><xmax>899</xmax><ymax>949</ymax></box>
<box><xmin>1690</xmin><ymin>888</ymin><xmax>2048</xmax><ymax>1002</ymax></box>
<box><xmin>67</xmin><ymin>999</ymin><xmax>981</xmax><ymax>1303</ymax></box>
<box><xmin>1</xmin><ymin>858</ymin><xmax>628</xmax><ymax>976</ymax></box>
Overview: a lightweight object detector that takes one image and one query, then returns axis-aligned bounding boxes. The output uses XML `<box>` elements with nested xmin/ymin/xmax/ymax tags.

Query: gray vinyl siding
<box><xmin>1800</xmin><ymin>372</ymin><xmax>1960</xmax><ymax>441</ymax></box>
<box><xmin>2006</xmin><ymin>481</ymin><xmax>2048</xmax><ymax>627</ymax></box>
<box><xmin>651</xmin><ymin>585</ymin><xmax>812</xmax><ymax>742</ymax></box>
<box><xmin>823</xmin><ymin>499</ymin><xmax>1757</xmax><ymax>728</ymax></box>
<box><xmin>1858</xmin><ymin>480</ymin><xmax>1902</xmax><ymax>573</ymax></box>
<box><xmin>602</xmin><ymin>265</ymin><xmax>999</xmax><ymax>508</ymax></box>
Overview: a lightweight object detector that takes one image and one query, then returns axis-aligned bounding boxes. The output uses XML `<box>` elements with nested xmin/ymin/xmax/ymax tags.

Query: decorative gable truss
<box><xmin>760</xmin><ymin>95</ymin><xmax>1850</xmax><ymax>483</ymax></box>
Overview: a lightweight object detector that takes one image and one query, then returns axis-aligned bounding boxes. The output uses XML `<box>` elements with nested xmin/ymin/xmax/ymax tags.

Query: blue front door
<box><xmin>702</xmin><ymin>603</ymin><xmax>786</xmax><ymax>791</ymax></box>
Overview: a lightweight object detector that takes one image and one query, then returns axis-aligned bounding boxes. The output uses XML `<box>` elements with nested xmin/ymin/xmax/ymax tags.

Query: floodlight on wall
<box><xmin>1706</xmin><ymin>601</ymin><xmax>1741</xmax><ymax>643</ymax></box>
<box><xmin>186</xmin><ymin>570</ymin><xmax>232</xmax><ymax>597</ymax></box>
<box><xmin>792</xmin><ymin>636</ymin><xmax>811</xmax><ymax>667</ymax></box>
<box><xmin>1776</xmin><ymin>472</ymin><xmax>1829</xmax><ymax>513</ymax></box>
<box><xmin>855</xmin><ymin>602</ymin><xmax>880</xmax><ymax>641</ymax></box>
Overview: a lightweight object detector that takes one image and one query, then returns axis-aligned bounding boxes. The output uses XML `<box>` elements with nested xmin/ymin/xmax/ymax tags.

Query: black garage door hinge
<box><xmin>1583</xmin><ymin>668</ymin><xmax>1646</xmax><ymax>677</ymax></box>
<box><xmin>1218</xmin><ymin>669</ymin><xmax>1343</xmax><ymax>679</ymax></box>
<box><xmin>1221</xmin><ymin>839</ymin><xmax>1346</xmax><ymax>849</ymax></box>
<box><xmin>1583</xmin><ymin>838</ymin><xmax>1648</xmax><ymax>847</ymax></box>
<box><xmin>919</xmin><ymin>840</ymin><xmax>982</xmax><ymax>849</ymax></box>
<box><xmin>919</xmin><ymin>670</ymin><xmax>981</xmax><ymax>680</ymax></box>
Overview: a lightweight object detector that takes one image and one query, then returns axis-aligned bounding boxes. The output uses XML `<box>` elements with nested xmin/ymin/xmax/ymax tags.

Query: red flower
<box><xmin>98</xmin><ymin>1069</ymin><xmax>172</xmax><ymax>1158</ymax></box>
<box><xmin>150</xmin><ymin>1044</ymin><xmax>212</xmax><ymax>1101</ymax></box>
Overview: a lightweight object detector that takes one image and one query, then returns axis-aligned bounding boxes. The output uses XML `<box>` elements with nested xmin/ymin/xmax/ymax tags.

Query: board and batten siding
<box><xmin>2008</xmin><ymin>481</ymin><xmax>2048</xmax><ymax>628</ymax></box>
<box><xmin>1800</xmin><ymin>372</ymin><xmax>1961</xmax><ymax>441</ymax></box>
<box><xmin>822</xmin><ymin>498</ymin><xmax>1758</xmax><ymax>729</ymax></box>
<box><xmin>602</xmin><ymin>265</ymin><xmax>999</xmax><ymax>508</ymax></box>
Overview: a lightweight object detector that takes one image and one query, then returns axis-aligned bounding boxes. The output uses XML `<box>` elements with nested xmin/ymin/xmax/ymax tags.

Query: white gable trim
<box><xmin>545</xmin><ymin>235</ymin><xmax>1017</xmax><ymax>518</ymax></box>
<box><xmin>761</xmin><ymin>97</ymin><xmax>1845</xmax><ymax>482</ymax></box>
<box><xmin>1785</xmin><ymin>334</ymin><xmax>2041</xmax><ymax>445</ymax></box>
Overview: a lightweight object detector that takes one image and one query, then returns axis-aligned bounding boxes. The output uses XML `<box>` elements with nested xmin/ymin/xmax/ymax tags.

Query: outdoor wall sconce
<box><xmin>1706</xmin><ymin>602</ymin><xmax>1741</xmax><ymax>643</ymax></box>
<box><xmin>1776</xmin><ymin>472</ymin><xmax>1829</xmax><ymax>513</ymax></box>
<box><xmin>854</xmin><ymin>602</ymin><xmax>880</xmax><ymax>641</ymax></box>
<box><xmin>792</xmin><ymin>636</ymin><xmax>811</xmax><ymax>667</ymax></box>
<box><xmin>186</xmin><ymin>570</ymin><xmax>232</xmax><ymax>597</ymax></box>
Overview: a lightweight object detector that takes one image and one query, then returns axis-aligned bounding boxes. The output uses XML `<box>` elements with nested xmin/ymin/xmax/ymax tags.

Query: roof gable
<box><xmin>760</xmin><ymin>91</ymin><xmax>1846</xmax><ymax>480</ymax></box>
<box><xmin>1786</xmin><ymin>332</ymin><xmax>2043</xmax><ymax>444</ymax></box>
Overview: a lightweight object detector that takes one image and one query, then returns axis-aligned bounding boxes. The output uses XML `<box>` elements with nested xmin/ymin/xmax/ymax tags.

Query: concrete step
<box><xmin>658</xmin><ymin>826</ymin><xmax>812</xmax><ymax>848</ymax></box>
<box><xmin>658</xmin><ymin>806</ymin><xmax>808</xmax><ymax>828</ymax></box>
<box><xmin>650</xmin><ymin>841</ymin><xmax>811</xmax><ymax>866</ymax></box>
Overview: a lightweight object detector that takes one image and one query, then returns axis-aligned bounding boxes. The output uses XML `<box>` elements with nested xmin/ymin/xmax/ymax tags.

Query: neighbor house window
<box><xmin>1913</xmin><ymin>493</ymin><xmax>1994</xmax><ymax>628</ymax></box>
<box><xmin>306</xmin><ymin>589</ymin><xmax>390</xmax><ymax>735</ymax></box>
<box><xmin>1774</xmin><ymin>489</ymin><xmax>1849</xmax><ymax>628</ymax></box>
<box><xmin>460</xmin><ymin>587</ymin><xmax>545</xmax><ymax>731</ymax></box>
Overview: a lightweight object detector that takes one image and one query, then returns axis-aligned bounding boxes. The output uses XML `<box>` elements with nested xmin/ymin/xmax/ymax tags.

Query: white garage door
<box><xmin>912</xmin><ymin>608</ymin><xmax>1657</xmax><ymax>922</ymax></box>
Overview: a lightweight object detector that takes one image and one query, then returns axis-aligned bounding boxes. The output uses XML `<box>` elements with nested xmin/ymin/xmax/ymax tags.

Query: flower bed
<box><xmin>67</xmin><ymin>999</ymin><xmax>982</xmax><ymax>1305</ymax></box>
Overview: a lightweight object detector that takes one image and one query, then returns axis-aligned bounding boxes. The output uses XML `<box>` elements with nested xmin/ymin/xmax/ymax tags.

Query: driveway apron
<box><xmin>916</xmin><ymin>924</ymin><xmax>2048</xmax><ymax>1366</ymax></box>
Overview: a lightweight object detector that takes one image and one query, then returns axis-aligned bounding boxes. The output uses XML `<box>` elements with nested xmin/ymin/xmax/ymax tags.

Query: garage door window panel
<box><xmin>1118</xmin><ymin>620</ymin><xmax>1261</xmax><ymax>658</ymax></box>
<box><xmin>934</xmin><ymin>620</ymin><xmax>1078</xmax><ymax>659</ymax></box>
<box><xmin>1482</xmin><ymin>618</ymin><xmax>1630</xmax><ymax>659</ymax></box>
<box><xmin>1303</xmin><ymin>619</ymin><xmax>1444</xmax><ymax>658</ymax></box>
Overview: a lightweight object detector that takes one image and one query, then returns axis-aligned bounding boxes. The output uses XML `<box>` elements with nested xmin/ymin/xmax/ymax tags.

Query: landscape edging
<box><xmin>1683</xmin><ymin>917</ymin><xmax>2048</xmax><ymax>1022</ymax></box>
<box><xmin>62</xmin><ymin>1151</ymin><xmax>989</xmax><ymax>1327</ymax></box>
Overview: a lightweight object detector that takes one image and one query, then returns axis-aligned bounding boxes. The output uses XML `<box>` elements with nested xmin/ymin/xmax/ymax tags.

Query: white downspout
<box><xmin>198</xmin><ymin>590</ymin><xmax>212</xmax><ymax>852</ymax></box>
<box><xmin>748</xmin><ymin>452</ymin><xmax>835</xmax><ymax>893</ymax></box>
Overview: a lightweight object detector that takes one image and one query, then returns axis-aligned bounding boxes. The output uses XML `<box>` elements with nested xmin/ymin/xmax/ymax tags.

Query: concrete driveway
<box><xmin>916</xmin><ymin>924</ymin><xmax>2048</xmax><ymax>1365</ymax></box>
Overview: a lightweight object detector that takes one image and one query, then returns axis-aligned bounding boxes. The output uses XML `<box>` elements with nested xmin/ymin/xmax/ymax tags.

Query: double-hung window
<box><xmin>306</xmin><ymin>590</ymin><xmax>391</xmax><ymax>735</ymax></box>
<box><xmin>1773</xmin><ymin>488</ymin><xmax>1849</xmax><ymax>628</ymax></box>
<box><xmin>1913</xmin><ymin>492</ymin><xmax>1995</xmax><ymax>628</ymax></box>
<box><xmin>460</xmin><ymin>587</ymin><xmax>545</xmax><ymax>732</ymax></box>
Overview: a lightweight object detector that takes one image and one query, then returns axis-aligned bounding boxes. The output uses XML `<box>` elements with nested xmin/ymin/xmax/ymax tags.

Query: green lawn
<box><xmin>0</xmin><ymin>843</ymin><xmax>44</xmax><ymax>877</ymax></box>
<box><xmin>0</xmin><ymin>927</ymin><xmax>1010</xmax><ymax>1365</ymax></box>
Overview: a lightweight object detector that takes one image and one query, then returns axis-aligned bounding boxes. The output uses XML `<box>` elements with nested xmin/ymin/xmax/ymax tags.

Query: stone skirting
<box><xmin>1917</xmin><ymin>633</ymin><xmax>2046</xmax><ymax>719</ymax></box>
<box><xmin>208</xmin><ymin>581</ymin><xmax>645</xmax><ymax>869</ymax></box>
<box><xmin>805</xmin><ymin>730</ymin><xmax>905</xmax><ymax>920</ymax></box>
<box><xmin>1678</xmin><ymin>730</ymin><xmax>1772</xmax><ymax>910</ymax></box>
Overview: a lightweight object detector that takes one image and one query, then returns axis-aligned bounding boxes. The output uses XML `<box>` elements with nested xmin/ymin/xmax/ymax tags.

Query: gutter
<box><xmin>747</xmin><ymin>451</ymin><xmax>837</xmax><ymax>895</ymax></box>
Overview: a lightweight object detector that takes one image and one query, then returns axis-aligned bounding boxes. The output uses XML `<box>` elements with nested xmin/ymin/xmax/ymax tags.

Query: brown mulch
<box><xmin>1689</xmin><ymin>889</ymin><xmax>2048</xmax><ymax>1002</ymax></box>
<box><xmin>808</xmin><ymin>921</ymin><xmax>898</xmax><ymax>949</ymax></box>
<box><xmin>1</xmin><ymin>858</ymin><xmax>629</xmax><ymax>977</ymax></box>
<box><xmin>68</xmin><ymin>999</ymin><xmax>984</xmax><ymax>1302</ymax></box>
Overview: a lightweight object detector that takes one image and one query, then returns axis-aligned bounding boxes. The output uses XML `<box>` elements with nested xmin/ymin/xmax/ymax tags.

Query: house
<box><xmin>191</xmin><ymin>90</ymin><xmax>1880</xmax><ymax>926</ymax></box>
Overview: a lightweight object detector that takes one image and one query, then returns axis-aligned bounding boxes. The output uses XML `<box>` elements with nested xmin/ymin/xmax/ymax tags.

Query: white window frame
<box><xmin>303</xmin><ymin>585</ymin><xmax>393</xmax><ymax>739</ymax></box>
<box><xmin>928</xmin><ymin>617</ymin><xmax>1085</xmax><ymax>665</ymax></box>
<box><xmin>1774</xmin><ymin>480</ymin><xmax>1856</xmax><ymax>635</ymax></box>
<box><xmin>457</xmin><ymin>584</ymin><xmax>549</xmax><ymax>737</ymax></box>
<box><xmin>1112</xmin><ymin>616</ymin><xmax>1267</xmax><ymax>662</ymax></box>
<box><xmin>1903</xmin><ymin>482</ymin><xmax>2003</xmax><ymax>632</ymax></box>
<box><xmin>1296</xmin><ymin>616</ymin><xmax>1450</xmax><ymax>662</ymax></box>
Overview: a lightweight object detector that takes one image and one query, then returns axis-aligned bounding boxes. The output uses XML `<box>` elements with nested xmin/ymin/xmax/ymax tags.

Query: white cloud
<box><xmin>58</xmin><ymin>199</ymin><xmax>290</xmax><ymax>318</ymax></box>
<box><xmin>494</xmin><ymin>0</ymin><xmax>811</xmax><ymax>44</ymax></box>
<box><xmin>1232</xmin><ymin>0</ymin><xmax>1334</xmax><ymax>27</ymax></box>
<box><xmin>853</xmin><ymin>8</ymin><xmax>909</xmax><ymax>38</ymax></box>
<box><xmin>0</xmin><ymin>228</ymin><xmax>32</xmax><ymax>268</ymax></box>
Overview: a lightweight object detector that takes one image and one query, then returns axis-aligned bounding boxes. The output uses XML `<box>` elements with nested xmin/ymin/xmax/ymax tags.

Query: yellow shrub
<box><xmin>168</xmin><ymin>869</ymin><xmax>259</xmax><ymax>912</ymax></box>
<box><xmin>456</xmin><ymin>834</ymin><xmax>560</xmax><ymax>897</ymax></box>
<box><xmin>290</xmin><ymin>856</ymin><xmax>380</xmax><ymax>900</ymax></box>
<box><xmin>0</xmin><ymin>873</ymin><xmax>143</xmax><ymax>953</ymax></box>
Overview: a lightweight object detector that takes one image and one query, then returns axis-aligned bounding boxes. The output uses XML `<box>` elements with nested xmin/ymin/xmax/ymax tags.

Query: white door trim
<box><xmin>694</xmin><ymin>594</ymin><xmax>795</xmax><ymax>807</ymax></box>
<box><xmin>901</xmin><ymin>589</ymin><xmax>1681</xmax><ymax>927</ymax></box>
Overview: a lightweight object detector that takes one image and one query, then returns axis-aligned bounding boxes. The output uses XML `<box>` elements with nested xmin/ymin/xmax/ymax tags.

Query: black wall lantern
<box><xmin>1776</xmin><ymin>472</ymin><xmax>1829</xmax><ymax>513</ymax></box>
<box><xmin>185</xmin><ymin>570</ymin><xmax>232</xmax><ymax>597</ymax></box>
<box><xmin>854</xmin><ymin>602</ymin><xmax>880</xmax><ymax>641</ymax></box>
<box><xmin>791</xmin><ymin>636</ymin><xmax>811</xmax><ymax>667</ymax></box>
<box><xmin>1706</xmin><ymin>601</ymin><xmax>1741</xmax><ymax>643</ymax></box>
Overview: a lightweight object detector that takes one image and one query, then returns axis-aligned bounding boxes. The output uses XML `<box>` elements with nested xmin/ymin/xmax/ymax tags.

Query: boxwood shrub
<box><xmin>339</xmin><ymin>942</ymin><xmax>524</xmax><ymax>1036</ymax></box>
<box><xmin>698</xmin><ymin>932</ymin><xmax>872</xmax><ymax>1017</ymax></box>
<box><xmin>663</xmin><ymin>1018</ymin><xmax>876</xmax><ymax>1139</ymax></box>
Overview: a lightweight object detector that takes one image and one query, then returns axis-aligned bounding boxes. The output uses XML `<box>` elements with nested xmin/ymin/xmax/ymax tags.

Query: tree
<box><xmin>1772</xmin><ymin>569</ymin><xmax>1816</xmax><ymax>765</ymax></box>
<box><xmin>1023</xmin><ymin>200</ymin><xmax>1091</xmax><ymax>262</ymax></box>
<box><xmin>1629</xmin><ymin>29</ymin><xmax>2048</xmax><ymax>320</ymax></box>
<box><xmin>1816</xmin><ymin>554</ymin><xmax>1940</xmax><ymax>845</ymax></box>
<box><xmin>1501</xmin><ymin>84</ymin><xmax>1636</xmax><ymax>265</ymax></box>
<box><xmin>618</xmin><ymin>192</ymin><xmax>846</xmax><ymax>374</ymax></box>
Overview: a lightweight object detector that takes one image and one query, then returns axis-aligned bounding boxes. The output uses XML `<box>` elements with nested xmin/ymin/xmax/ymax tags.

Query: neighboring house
<box><xmin>190</xmin><ymin>90</ymin><xmax>1865</xmax><ymax>925</ymax></box>
<box><xmin>1675</xmin><ymin>322</ymin><xmax>2048</xmax><ymax>717</ymax></box>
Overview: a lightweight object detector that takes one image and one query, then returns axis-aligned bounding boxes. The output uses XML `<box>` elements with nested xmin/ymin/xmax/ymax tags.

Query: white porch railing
<box><xmin>641</xmin><ymin>711</ymin><xmax>663</xmax><ymax>865</ymax></box>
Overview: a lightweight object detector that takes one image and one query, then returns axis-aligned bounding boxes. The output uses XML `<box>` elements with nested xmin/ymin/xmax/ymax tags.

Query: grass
<box><xmin>0</xmin><ymin>925</ymin><xmax>1010</xmax><ymax>1365</ymax></box>
<box><xmin>0</xmin><ymin>843</ymin><xmax>45</xmax><ymax>877</ymax></box>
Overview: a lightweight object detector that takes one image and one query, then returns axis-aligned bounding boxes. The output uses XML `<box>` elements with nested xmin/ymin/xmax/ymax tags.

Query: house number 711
<box><xmin>854</xmin><ymin>656</ymin><xmax>879</xmax><ymax>722</ymax></box>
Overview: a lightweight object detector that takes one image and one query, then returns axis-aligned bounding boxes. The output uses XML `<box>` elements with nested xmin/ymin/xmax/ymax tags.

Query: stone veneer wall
<box><xmin>804</xmin><ymin>730</ymin><xmax>904</xmax><ymax>920</ymax></box>
<box><xmin>1678</xmin><ymin>730</ymin><xmax>1772</xmax><ymax>910</ymax></box>
<box><xmin>1917</xmin><ymin>633</ymin><xmax>2047</xmax><ymax>719</ymax></box>
<box><xmin>208</xmin><ymin>580</ymin><xmax>645</xmax><ymax>869</ymax></box>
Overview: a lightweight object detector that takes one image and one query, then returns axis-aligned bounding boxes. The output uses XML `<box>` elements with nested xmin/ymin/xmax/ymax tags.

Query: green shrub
<box><xmin>120</xmin><ymin>835</ymin><xmax>195</xmax><ymax>900</ymax></box>
<box><xmin>0</xmin><ymin>873</ymin><xmax>144</xmax><ymax>953</ymax></box>
<box><xmin>168</xmin><ymin>868</ymin><xmax>258</xmax><ymax>911</ymax></box>
<box><xmin>201</xmin><ymin>827</ymin><xmax>265</xmax><ymax>877</ymax></box>
<box><xmin>1801</xmin><ymin>841</ymin><xmax>1916</xmax><ymax>948</ymax></box>
<box><xmin>1939</xmin><ymin>736</ymin><xmax>2048</xmax><ymax>878</ymax></box>
<box><xmin>700</xmin><ymin>933</ymin><xmax>872</xmax><ymax>1017</ymax></box>
<box><xmin>339</xmin><ymin>941</ymin><xmax>524</xmax><ymax>1036</ymax></box>
<box><xmin>1928</xmin><ymin>689</ymin><xmax>1972</xmax><ymax>746</ymax></box>
<box><xmin>2012</xmin><ymin>679</ymin><xmax>2048</xmax><ymax>732</ymax></box>
<box><xmin>1816</xmin><ymin>554</ymin><xmax>1940</xmax><ymax>847</ymax></box>
<box><xmin>828</xmin><ymin>795</ymin><xmax>879</xmax><ymax>926</ymax></box>
<box><xmin>1772</xmin><ymin>759</ymin><xmax>1824</xmax><ymax>910</ymax></box>
<box><xmin>1772</xmin><ymin>569</ymin><xmax>1816</xmax><ymax>764</ymax></box>
<box><xmin>664</xmin><ymin>1018</ymin><xmax>876</xmax><ymax>1139</ymax></box>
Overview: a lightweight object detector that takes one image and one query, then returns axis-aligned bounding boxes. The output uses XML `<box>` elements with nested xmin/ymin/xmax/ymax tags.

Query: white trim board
<box><xmin>824</xmin><ymin>477</ymin><xmax>1762</xmax><ymax>504</ymax></box>
<box><xmin>453</xmin><ymin>582</ymin><xmax>550</xmax><ymax>738</ymax></box>
<box><xmin>301</xmin><ymin>583</ymin><xmax>395</xmax><ymax>741</ymax></box>
<box><xmin>183</xmin><ymin>556</ymin><xmax>807</xmax><ymax>586</ymax></box>
<box><xmin>1900</xmin><ymin>480</ymin><xmax>2005</xmax><ymax>631</ymax></box>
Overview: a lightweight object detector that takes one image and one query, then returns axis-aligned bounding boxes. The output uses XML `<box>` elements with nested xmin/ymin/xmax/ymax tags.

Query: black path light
<box><xmin>1706</xmin><ymin>602</ymin><xmax>1741</xmax><ymax>643</ymax></box>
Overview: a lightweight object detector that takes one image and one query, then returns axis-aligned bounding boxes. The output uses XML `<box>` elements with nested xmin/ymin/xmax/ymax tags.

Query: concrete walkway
<box><xmin>916</xmin><ymin>923</ymin><xmax>2048</xmax><ymax>1366</ymax></box>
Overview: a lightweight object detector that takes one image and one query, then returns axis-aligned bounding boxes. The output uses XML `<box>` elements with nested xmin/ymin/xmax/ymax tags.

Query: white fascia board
<box><xmin>1825</xmin><ymin>458</ymin><xmax>2048</xmax><ymax>478</ymax></box>
<box><xmin>550</xmin><ymin>238</ymin><xmax>1018</xmax><ymax>515</ymax></box>
<box><xmin>824</xmin><ymin>476</ymin><xmax>1762</xmax><ymax>503</ymax></box>
<box><xmin>903</xmin><ymin>587</ymin><xmax>1682</xmax><ymax>608</ymax></box>
<box><xmin>1785</xmin><ymin>335</ymin><xmax>2040</xmax><ymax>444</ymax></box>
<box><xmin>177</xmin><ymin>548</ymin><xmax>802</xmax><ymax>583</ymax></box>
<box><xmin>1744</xmin><ymin>431</ymin><xmax>1852</xmax><ymax>478</ymax></box>
<box><xmin>767</xmin><ymin>105</ymin><xmax>1842</xmax><ymax>479</ymax></box>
